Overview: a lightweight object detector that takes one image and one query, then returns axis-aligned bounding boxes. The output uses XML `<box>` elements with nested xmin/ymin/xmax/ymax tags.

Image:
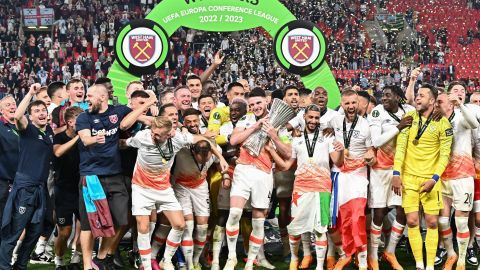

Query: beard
<box><xmin>90</xmin><ymin>102</ymin><xmax>101</xmax><ymax>114</ymax></box>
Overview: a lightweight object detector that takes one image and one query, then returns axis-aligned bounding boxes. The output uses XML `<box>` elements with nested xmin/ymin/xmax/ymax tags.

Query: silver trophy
<box><xmin>243</xmin><ymin>98</ymin><xmax>296</xmax><ymax>157</ymax></box>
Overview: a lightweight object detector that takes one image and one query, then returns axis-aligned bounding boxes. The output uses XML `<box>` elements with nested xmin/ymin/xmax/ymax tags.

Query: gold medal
<box><xmin>344</xmin><ymin>149</ymin><xmax>349</xmax><ymax>157</ymax></box>
<box><xmin>412</xmin><ymin>139</ymin><xmax>419</xmax><ymax>145</ymax></box>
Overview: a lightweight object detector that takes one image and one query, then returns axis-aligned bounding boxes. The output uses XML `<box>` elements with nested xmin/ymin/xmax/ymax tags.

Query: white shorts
<box><xmin>131</xmin><ymin>184</ymin><xmax>182</xmax><ymax>216</ymax></box>
<box><xmin>173</xmin><ymin>181</ymin><xmax>210</xmax><ymax>217</ymax></box>
<box><xmin>368</xmin><ymin>169</ymin><xmax>402</xmax><ymax>208</ymax></box>
<box><xmin>442</xmin><ymin>177</ymin><xmax>474</xmax><ymax>212</ymax></box>
<box><xmin>230</xmin><ymin>164</ymin><xmax>273</xmax><ymax>209</ymax></box>
<box><xmin>274</xmin><ymin>170</ymin><xmax>295</xmax><ymax>199</ymax></box>
<box><xmin>217</xmin><ymin>185</ymin><xmax>252</xmax><ymax>211</ymax></box>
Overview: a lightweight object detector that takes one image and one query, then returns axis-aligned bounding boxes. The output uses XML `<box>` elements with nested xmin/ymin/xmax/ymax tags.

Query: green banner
<box><xmin>108</xmin><ymin>0</ymin><xmax>340</xmax><ymax>108</ymax></box>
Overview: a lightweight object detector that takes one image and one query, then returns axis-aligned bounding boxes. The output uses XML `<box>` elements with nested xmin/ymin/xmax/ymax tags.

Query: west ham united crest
<box><xmin>274</xmin><ymin>20</ymin><xmax>326</xmax><ymax>76</ymax></box>
<box><xmin>288</xmin><ymin>35</ymin><xmax>313</xmax><ymax>63</ymax></box>
<box><xmin>129</xmin><ymin>35</ymin><xmax>155</xmax><ymax>64</ymax></box>
<box><xmin>115</xmin><ymin>19</ymin><xmax>169</xmax><ymax>76</ymax></box>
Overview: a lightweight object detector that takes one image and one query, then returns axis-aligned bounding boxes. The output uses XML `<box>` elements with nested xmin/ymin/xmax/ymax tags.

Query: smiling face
<box><xmin>341</xmin><ymin>94</ymin><xmax>359</xmax><ymax>118</ymax></box>
<box><xmin>187</xmin><ymin>78</ymin><xmax>202</xmax><ymax>100</ymax></box>
<box><xmin>0</xmin><ymin>96</ymin><xmax>17</xmax><ymax>122</ymax></box>
<box><xmin>248</xmin><ymin>96</ymin><xmax>267</xmax><ymax>118</ymax></box>
<box><xmin>85</xmin><ymin>86</ymin><xmax>107</xmax><ymax>114</ymax></box>
<box><xmin>229</xmin><ymin>102</ymin><xmax>247</xmax><ymax>123</ymax></box>
<box><xmin>415</xmin><ymin>87</ymin><xmax>436</xmax><ymax>113</ymax></box>
<box><xmin>304</xmin><ymin>109</ymin><xmax>320</xmax><ymax>132</ymax></box>
<box><xmin>184</xmin><ymin>114</ymin><xmax>200</xmax><ymax>134</ymax></box>
<box><xmin>381</xmin><ymin>88</ymin><xmax>400</xmax><ymax>111</ymax></box>
<box><xmin>174</xmin><ymin>88</ymin><xmax>192</xmax><ymax>111</ymax></box>
<box><xmin>68</xmin><ymin>81</ymin><xmax>85</xmax><ymax>103</ymax></box>
<box><xmin>28</xmin><ymin>103</ymin><xmax>48</xmax><ymax>128</ymax></box>
<box><xmin>283</xmin><ymin>88</ymin><xmax>299</xmax><ymax>109</ymax></box>
<box><xmin>198</xmin><ymin>96</ymin><xmax>215</xmax><ymax>119</ymax></box>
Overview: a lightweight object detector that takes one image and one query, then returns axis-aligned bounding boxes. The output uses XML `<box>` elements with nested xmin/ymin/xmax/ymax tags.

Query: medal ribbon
<box><xmin>343</xmin><ymin>114</ymin><xmax>358</xmax><ymax>149</ymax></box>
<box><xmin>448</xmin><ymin>111</ymin><xmax>455</xmax><ymax>123</ymax></box>
<box><xmin>304</xmin><ymin>127</ymin><xmax>320</xmax><ymax>158</ymax></box>
<box><xmin>414</xmin><ymin>112</ymin><xmax>433</xmax><ymax>143</ymax></box>
<box><xmin>156</xmin><ymin>138</ymin><xmax>174</xmax><ymax>161</ymax></box>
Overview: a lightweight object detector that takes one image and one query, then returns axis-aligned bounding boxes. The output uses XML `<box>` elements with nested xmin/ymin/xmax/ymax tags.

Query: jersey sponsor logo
<box><xmin>446</xmin><ymin>128</ymin><xmax>453</xmax><ymax>136</ymax></box>
<box><xmin>18</xmin><ymin>206</ymin><xmax>26</xmax><ymax>215</ymax></box>
<box><xmin>109</xmin><ymin>114</ymin><xmax>118</xmax><ymax>124</ymax></box>
<box><xmin>372</xmin><ymin>110</ymin><xmax>380</xmax><ymax>117</ymax></box>
<box><xmin>92</xmin><ymin>127</ymin><xmax>119</xmax><ymax>137</ymax></box>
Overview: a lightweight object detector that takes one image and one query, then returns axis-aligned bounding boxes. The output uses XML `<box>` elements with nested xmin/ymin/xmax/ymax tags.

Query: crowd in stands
<box><xmin>1</xmin><ymin>0</ymin><xmax>480</xmax><ymax>103</ymax></box>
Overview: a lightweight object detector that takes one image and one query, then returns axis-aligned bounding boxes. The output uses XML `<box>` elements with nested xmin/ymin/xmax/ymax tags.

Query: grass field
<box><xmin>27</xmin><ymin>227</ymin><xmax>480</xmax><ymax>270</ymax></box>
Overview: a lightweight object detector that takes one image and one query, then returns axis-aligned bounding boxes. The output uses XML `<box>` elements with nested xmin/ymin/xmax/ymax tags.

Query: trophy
<box><xmin>242</xmin><ymin>98</ymin><xmax>296</xmax><ymax>157</ymax></box>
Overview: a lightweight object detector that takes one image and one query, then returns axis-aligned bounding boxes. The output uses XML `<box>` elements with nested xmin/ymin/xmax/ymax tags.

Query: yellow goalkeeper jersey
<box><xmin>393</xmin><ymin>110</ymin><xmax>453</xmax><ymax>179</ymax></box>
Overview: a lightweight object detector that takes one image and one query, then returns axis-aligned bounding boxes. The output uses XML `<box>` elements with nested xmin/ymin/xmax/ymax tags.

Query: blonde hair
<box><xmin>151</xmin><ymin>116</ymin><xmax>173</xmax><ymax>130</ymax></box>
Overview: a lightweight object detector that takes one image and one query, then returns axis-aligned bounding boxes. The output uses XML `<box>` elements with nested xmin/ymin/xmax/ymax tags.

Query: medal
<box><xmin>156</xmin><ymin>138</ymin><xmax>174</xmax><ymax>163</ymax></box>
<box><xmin>343</xmin><ymin>114</ymin><xmax>358</xmax><ymax>157</ymax></box>
<box><xmin>304</xmin><ymin>127</ymin><xmax>320</xmax><ymax>163</ymax></box>
<box><xmin>412</xmin><ymin>112</ymin><xmax>433</xmax><ymax>146</ymax></box>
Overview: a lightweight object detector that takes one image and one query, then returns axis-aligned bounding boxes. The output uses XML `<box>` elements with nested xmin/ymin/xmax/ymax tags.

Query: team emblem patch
<box><xmin>18</xmin><ymin>206</ymin><xmax>26</xmax><ymax>215</ymax></box>
<box><xmin>372</xmin><ymin>110</ymin><xmax>380</xmax><ymax>117</ymax></box>
<box><xmin>213</xmin><ymin>112</ymin><xmax>220</xmax><ymax>120</ymax></box>
<box><xmin>445</xmin><ymin>128</ymin><xmax>453</xmax><ymax>136</ymax></box>
<box><xmin>58</xmin><ymin>218</ymin><xmax>65</xmax><ymax>225</ymax></box>
<box><xmin>129</xmin><ymin>35</ymin><xmax>155</xmax><ymax>64</ymax></box>
<box><xmin>288</xmin><ymin>35</ymin><xmax>313</xmax><ymax>63</ymax></box>
<box><xmin>109</xmin><ymin>114</ymin><xmax>118</xmax><ymax>124</ymax></box>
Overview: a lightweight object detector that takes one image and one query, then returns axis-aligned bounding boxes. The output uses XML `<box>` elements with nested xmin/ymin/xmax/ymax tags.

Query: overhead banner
<box><xmin>109</xmin><ymin>0</ymin><xmax>340</xmax><ymax>108</ymax></box>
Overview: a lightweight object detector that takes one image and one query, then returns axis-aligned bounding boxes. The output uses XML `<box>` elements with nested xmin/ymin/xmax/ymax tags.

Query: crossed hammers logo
<box><xmin>292</xmin><ymin>42</ymin><xmax>310</xmax><ymax>59</ymax></box>
<box><xmin>133</xmin><ymin>41</ymin><xmax>152</xmax><ymax>60</ymax></box>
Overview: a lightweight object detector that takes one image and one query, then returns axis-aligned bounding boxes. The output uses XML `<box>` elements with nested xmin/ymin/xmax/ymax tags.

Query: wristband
<box><xmin>432</xmin><ymin>174</ymin><xmax>440</xmax><ymax>182</ymax></box>
<box><xmin>393</xmin><ymin>171</ymin><xmax>400</xmax><ymax>176</ymax></box>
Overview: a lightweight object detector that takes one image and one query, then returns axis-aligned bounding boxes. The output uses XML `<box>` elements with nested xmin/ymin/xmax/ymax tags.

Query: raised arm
<box><xmin>405</xmin><ymin>68</ymin><xmax>421</xmax><ymax>105</ymax></box>
<box><xmin>53</xmin><ymin>135</ymin><xmax>79</xmax><ymax>157</ymax></box>
<box><xmin>15</xmin><ymin>83</ymin><xmax>41</xmax><ymax>131</ymax></box>
<box><xmin>200</xmin><ymin>50</ymin><xmax>224</xmax><ymax>82</ymax></box>
<box><xmin>120</xmin><ymin>95</ymin><xmax>157</xmax><ymax>130</ymax></box>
